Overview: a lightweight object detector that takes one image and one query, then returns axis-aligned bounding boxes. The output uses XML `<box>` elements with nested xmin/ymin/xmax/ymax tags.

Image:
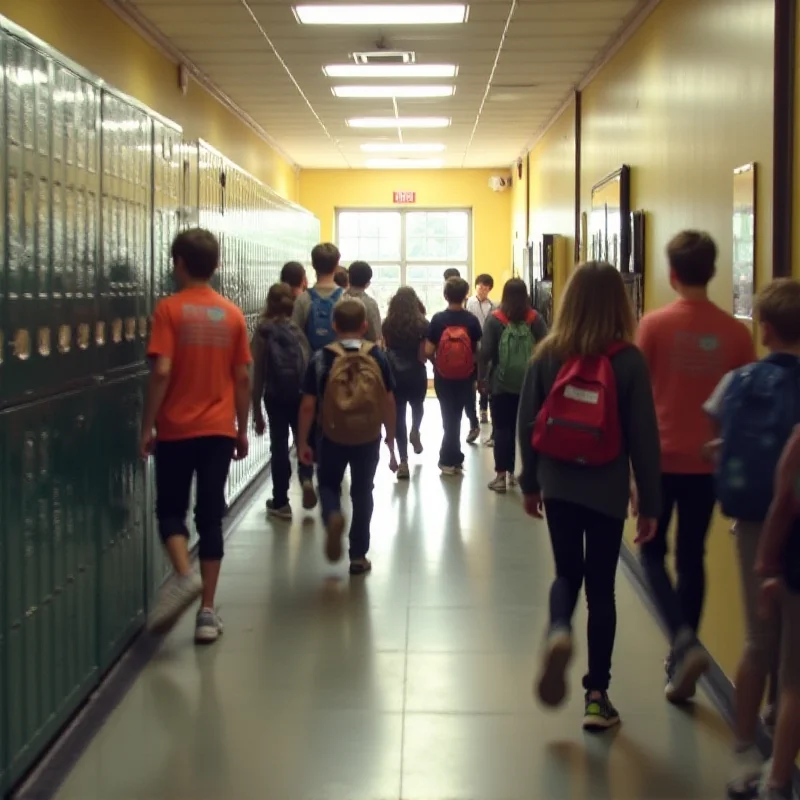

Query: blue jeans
<box><xmin>318</xmin><ymin>437</ymin><xmax>381</xmax><ymax>560</ymax></box>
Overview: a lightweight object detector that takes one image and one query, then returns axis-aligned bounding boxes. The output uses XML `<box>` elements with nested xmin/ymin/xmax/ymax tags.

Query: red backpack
<box><xmin>435</xmin><ymin>326</ymin><xmax>474</xmax><ymax>380</ymax></box>
<box><xmin>531</xmin><ymin>342</ymin><xmax>627</xmax><ymax>466</ymax></box>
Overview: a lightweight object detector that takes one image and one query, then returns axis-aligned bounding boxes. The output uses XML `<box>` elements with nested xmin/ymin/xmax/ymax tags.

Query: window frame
<box><xmin>334</xmin><ymin>207</ymin><xmax>473</xmax><ymax>289</ymax></box>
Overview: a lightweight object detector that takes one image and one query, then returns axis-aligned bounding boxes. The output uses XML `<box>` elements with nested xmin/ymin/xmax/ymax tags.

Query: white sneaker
<box><xmin>195</xmin><ymin>607</ymin><xmax>224</xmax><ymax>644</ymax></box>
<box><xmin>727</xmin><ymin>744</ymin><xmax>763</xmax><ymax>799</ymax></box>
<box><xmin>536</xmin><ymin>627</ymin><xmax>573</xmax><ymax>708</ymax></box>
<box><xmin>148</xmin><ymin>572</ymin><xmax>202</xmax><ymax>633</ymax></box>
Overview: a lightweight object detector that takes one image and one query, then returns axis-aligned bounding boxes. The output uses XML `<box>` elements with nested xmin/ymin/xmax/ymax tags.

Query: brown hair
<box><xmin>263</xmin><ymin>282</ymin><xmax>294</xmax><ymax>321</ymax></box>
<box><xmin>311</xmin><ymin>242</ymin><xmax>340</xmax><ymax>276</ymax></box>
<box><xmin>536</xmin><ymin>261</ymin><xmax>636</xmax><ymax>360</ymax></box>
<box><xmin>171</xmin><ymin>228</ymin><xmax>219</xmax><ymax>280</ymax></box>
<box><xmin>333</xmin><ymin>297</ymin><xmax>367</xmax><ymax>334</ymax></box>
<box><xmin>333</xmin><ymin>267</ymin><xmax>349</xmax><ymax>288</ymax></box>
<box><xmin>756</xmin><ymin>278</ymin><xmax>800</xmax><ymax>343</ymax></box>
<box><xmin>666</xmin><ymin>230</ymin><xmax>717</xmax><ymax>287</ymax></box>
<box><xmin>444</xmin><ymin>276</ymin><xmax>469</xmax><ymax>305</ymax></box>
<box><xmin>383</xmin><ymin>286</ymin><xmax>427</xmax><ymax>346</ymax></box>
<box><xmin>500</xmin><ymin>277</ymin><xmax>531</xmax><ymax>323</ymax></box>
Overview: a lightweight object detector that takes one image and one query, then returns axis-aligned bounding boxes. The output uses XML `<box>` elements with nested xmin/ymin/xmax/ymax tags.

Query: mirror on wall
<box><xmin>590</xmin><ymin>166</ymin><xmax>631</xmax><ymax>271</ymax></box>
<box><xmin>732</xmin><ymin>163</ymin><xmax>756</xmax><ymax>320</ymax></box>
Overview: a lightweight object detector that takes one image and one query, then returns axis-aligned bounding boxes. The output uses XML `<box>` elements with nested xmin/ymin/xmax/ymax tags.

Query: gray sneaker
<box><xmin>397</xmin><ymin>461</ymin><xmax>410</xmax><ymax>480</ymax></box>
<box><xmin>195</xmin><ymin>608</ymin><xmax>224</xmax><ymax>644</ymax></box>
<box><xmin>148</xmin><ymin>572</ymin><xmax>203</xmax><ymax>633</ymax></box>
<box><xmin>267</xmin><ymin>499</ymin><xmax>292</xmax><ymax>520</ymax></box>
<box><xmin>488</xmin><ymin>475</ymin><xmax>507</xmax><ymax>493</ymax></box>
<box><xmin>302</xmin><ymin>480</ymin><xmax>318</xmax><ymax>510</ymax></box>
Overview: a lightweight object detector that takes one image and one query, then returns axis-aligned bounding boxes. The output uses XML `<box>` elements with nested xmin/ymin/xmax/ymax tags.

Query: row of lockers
<box><xmin>0</xmin><ymin>15</ymin><xmax>320</xmax><ymax>795</ymax></box>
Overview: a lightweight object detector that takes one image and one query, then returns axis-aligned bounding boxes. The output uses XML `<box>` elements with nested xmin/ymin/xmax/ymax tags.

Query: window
<box><xmin>335</xmin><ymin>208</ymin><xmax>471</xmax><ymax>318</ymax></box>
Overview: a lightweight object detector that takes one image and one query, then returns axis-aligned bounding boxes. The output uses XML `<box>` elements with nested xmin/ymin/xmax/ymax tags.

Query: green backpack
<box><xmin>495</xmin><ymin>309</ymin><xmax>536</xmax><ymax>393</ymax></box>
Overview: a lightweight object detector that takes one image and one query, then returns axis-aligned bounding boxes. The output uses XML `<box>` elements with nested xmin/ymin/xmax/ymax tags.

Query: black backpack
<box><xmin>261</xmin><ymin>321</ymin><xmax>306</xmax><ymax>400</ymax></box>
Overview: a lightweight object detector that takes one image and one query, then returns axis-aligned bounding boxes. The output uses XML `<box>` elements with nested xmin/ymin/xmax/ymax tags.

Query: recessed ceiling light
<box><xmin>333</xmin><ymin>85</ymin><xmax>454</xmax><ymax>98</ymax></box>
<box><xmin>323</xmin><ymin>64</ymin><xmax>458</xmax><ymax>78</ymax></box>
<box><xmin>361</xmin><ymin>143</ymin><xmax>446</xmax><ymax>153</ymax></box>
<box><xmin>365</xmin><ymin>158</ymin><xmax>444</xmax><ymax>169</ymax></box>
<box><xmin>294</xmin><ymin>4</ymin><xmax>468</xmax><ymax>25</ymax></box>
<box><xmin>347</xmin><ymin>117</ymin><xmax>451</xmax><ymax>128</ymax></box>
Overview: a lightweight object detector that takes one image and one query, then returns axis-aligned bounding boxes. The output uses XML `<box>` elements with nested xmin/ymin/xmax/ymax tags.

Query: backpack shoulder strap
<box><xmin>606</xmin><ymin>340</ymin><xmax>628</xmax><ymax>357</ymax></box>
<box><xmin>493</xmin><ymin>309</ymin><xmax>509</xmax><ymax>326</ymax></box>
<box><xmin>331</xmin><ymin>287</ymin><xmax>344</xmax><ymax>302</ymax></box>
<box><xmin>525</xmin><ymin>309</ymin><xmax>538</xmax><ymax>325</ymax></box>
<box><xmin>359</xmin><ymin>341</ymin><xmax>375</xmax><ymax>356</ymax></box>
<box><xmin>326</xmin><ymin>342</ymin><xmax>346</xmax><ymax>358</ymax></box>
<box><xmin>308</xmin><ymin>287</ymin><xmax>319</xmax><ymax>302</ymax></box>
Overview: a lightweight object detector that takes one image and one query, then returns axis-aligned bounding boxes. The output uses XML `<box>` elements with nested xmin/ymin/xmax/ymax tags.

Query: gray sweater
<box><xmin>517</xmin><ymin>345</ymin><xmax>661</xmax><ymax>521</ymax></box>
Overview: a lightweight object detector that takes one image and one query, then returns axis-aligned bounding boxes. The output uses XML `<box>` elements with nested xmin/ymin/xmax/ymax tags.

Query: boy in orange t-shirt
<box><xmin>635</xmin><ymin>230</ymin><xmax>755</xmax><ymax>703</ymax></box>
<box><xmin>141</xmin><ymin>228</ymin><xmax>252</xmax><ymax>644</ymax></box>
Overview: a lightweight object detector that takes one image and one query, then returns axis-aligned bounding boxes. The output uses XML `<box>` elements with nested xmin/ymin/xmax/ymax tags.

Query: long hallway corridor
<box><xmin>53</xmin><ymin>409</ymin><xmax>734</xmax><ymax>800</ymax></box>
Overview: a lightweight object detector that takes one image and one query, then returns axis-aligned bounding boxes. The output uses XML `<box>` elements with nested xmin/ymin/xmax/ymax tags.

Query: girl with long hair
<box><xmin>480</xmin><ymin>278</ymin><xmax>548</xmax><ymax>493</ymax></box>
<box><xmin>251</xmin><ymin>282</ymin><xmax>313</xmax><ymax>518</ymax></box>
<box><xmin>382</xmin><ymin>287</ymin><xmax>429</xmax><ymax>479</ymax></box>
<box><xmin>517</xmin><ymin>261</ymin><xmax>661</xmax><ymax>731</ymax></box>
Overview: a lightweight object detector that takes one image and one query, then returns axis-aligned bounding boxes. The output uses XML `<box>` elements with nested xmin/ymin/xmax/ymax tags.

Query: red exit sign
<box><xmin>393</xmin><ymin>191</ymin><xmax>416</xmax><ymax>204</ymax></box>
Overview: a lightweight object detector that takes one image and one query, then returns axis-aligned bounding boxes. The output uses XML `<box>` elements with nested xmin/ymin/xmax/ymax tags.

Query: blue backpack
<box><xmin>717</xmin><ymin>354</ymin><xmax>800</xmax><ymax>522</ymax></box>
<box><xmin>306</xmin><ymin>287</ymin><xmax>344</xmax><ymax>351</ymax></box>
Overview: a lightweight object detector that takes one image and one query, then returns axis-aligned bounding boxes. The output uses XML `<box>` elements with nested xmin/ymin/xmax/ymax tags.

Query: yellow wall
<box><xmin>299</xmin><ymin>169</ymin><xmax>513</xmax><ymax>293</ymax></box>
<box><xmin>525</xmin><ymin>0</ymin><xmax>774</xmax><ymax>679</ymax></box>
<box><xmin>0</xmin><ymin>0</ymin><xmax>298</xmax><ymax>200</ymax></box>
<box><xmin>528</xmin><ymin>98</ymin><xmax>577</xmax><ymax>269</ymax></box>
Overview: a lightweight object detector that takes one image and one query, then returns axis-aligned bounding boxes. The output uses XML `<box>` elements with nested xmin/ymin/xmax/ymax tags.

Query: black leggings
<box><xmin>544</xmin><ymin>498</ymin><xmax>625</xmax><ymax>692</ymax></box>
<box><xmin>490</xmin><ymin>392</ymin><xmax>520</xmax><ymax>473</ymax></box>
<box><xmin>155</xmin><ymin>436</ymin><xmax>234</xmax><ymax>561</ymax></box>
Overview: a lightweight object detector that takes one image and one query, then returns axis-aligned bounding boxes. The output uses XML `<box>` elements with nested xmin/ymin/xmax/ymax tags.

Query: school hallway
<box><xmin>48</xmin><ymin>404</ymin><xmax>734</xmax><ymax>800</ymax></box>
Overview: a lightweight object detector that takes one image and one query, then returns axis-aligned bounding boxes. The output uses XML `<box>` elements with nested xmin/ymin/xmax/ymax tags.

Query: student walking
<box><xmin>280</xmin><ymin>260</ymin><xmax>308</xmax><ymax>296</ymax></box>
<box><xmin>427</xmin><ymin>277</ymin><xmax>483</xmax><ymax>475</ymax></box>
<box><xmin>292</xmin><ymin>243</ymin><xmax>346</xmax><ymax>506</ymax></box>
<box><xmin>141</xmin><ymin>228</ymin><xmax>252</xmax><ymax>644</ymax></box>
<box><xmin>481</xmin><ymin>278</ymin><xmax>547</xmax><ymax>493</ymax></box>
<box><xmin>701</xmin><ymin>279</ymin><xmax>800</xmax><ymax>798</ymax></box>
<box><xmin>383</xmin><ymin>287</ymin><xmax>429</xmax><ymax>479</ymax></box>
<box><xmin>519</xmin><ymin>261</ymin><xmax>661</xmax><ymax>731</ymax></box>
<box><xmin>251</xmin><ymin>282</ymin><xmax>312</xmax><ymax>520</ymax></box>
<box><xmin>297</xmin><ymin>298</ymin><xmax>397</xmax><ymax>575</ymax></box>
<box><xmin>345</xmin><ymin>260</ymin><xmax>383</xmax><ymax>343</ymax></box>
<box><xmin>755</xmin><ymin>427</ymin><xmax>800</xmax><ymax>800</ymax></box>
<box><xmin>467</xmin><ymin>273</ymin><xmax>497</xmax><ymax>428</ymax></box>
<box><xmin>636</xmin><ymin>231</ymin><xmax>756</xmax><ymax>703</ymax></box>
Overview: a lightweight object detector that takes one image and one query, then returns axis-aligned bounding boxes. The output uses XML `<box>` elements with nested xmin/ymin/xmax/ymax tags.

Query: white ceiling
<box><xmin>126</xmin><ymin>0</ymin><xmax>645</xmax><ymax>169</ymax></box>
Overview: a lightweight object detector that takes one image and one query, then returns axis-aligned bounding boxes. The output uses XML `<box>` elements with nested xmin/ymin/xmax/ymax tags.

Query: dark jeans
<box><xmin>490</xmin><ymin>392</ymin><xmax>520</xmax><ymax>473</ymax></box>
<box><xmin>155</xmin><ymin>436</ymin><xmax>234</xmax><ymax>561</ymax></box>
<box><xmin>318</xmin><ymin>437</ymin><xmax>381</xmax><ymax>560</ymax></box>
<box><xmin>544</xmin><ymin>498</ymin><xmax>625</xmax><ymax>692</ymax></box>
<box><xmin>264</xmin><ymin>394</ymin><xmax>313</xmax><ymax>507</ymax></box>
<box><xmin>465</xmin><ymin>381</ymin><xmax>480</xmax><ymax>428</ymax></box>
<box><xmin>434</xmin><ymin>377</ymin><xmax>472</xmax><ymax>467</ymax></box>
<box><xmin>395</xmin><ymin>379</ymin><xmax>426</xmax><ymax>462</ymax></box>
<box><xmin>640</xmin><ymin>473</ymin><xmax>717</xmax><ymax>640</ymax></box>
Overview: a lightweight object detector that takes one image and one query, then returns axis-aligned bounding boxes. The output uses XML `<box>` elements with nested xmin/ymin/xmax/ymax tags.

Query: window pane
<box><xmin>447</xmin><ymin>211</ymin><xmax>468</xmax><ymax>237</ymax></box>
<box><xmin>407</xmin><ymin>236</ymin><xmax>427</xmax><ymax>260</ymax></box>
<box><xmin>338</xmin><ymin>212</ymin><xmax>359</xmax><ymax>238</ymax></box>
<box><xmin>406</xmin><ymin>212</ymin><xmax>427</xmax><ymax>239</ymax></box>
<box><xmin>406</xmin><ymin>265</ymin><xmax>427</xmax><ymax>282</ymax></box>
<box><xmin>379</xmin><ymin>236</ymin><xmax>400</xmax><ymax>260</ymax></box>
<box><xmin>379</xmin><ymin>213</ymin><xmax>401</xmax><ymax>238</ymax></box>
<box><xmin>446</xmin><ymin>237</ymin><xmax>468</xmax><ymax>260</ymax></box>
<box><xmin>372</xmin><ymin>264</ymin><xmax>401</xmax><ymax>282</ymax></box>
<box><xmin>359</xmin><ymin>213</ymin><xmax>382</xmax><ymax>238</ymax></box>
<box><xmin>427</xmin><ymin>238</ymin><xmax>447</xmax><ymax>259</ymax></box>
<box><xmin>339</xmin><ymin>237</ymin><xmax>359</xmax><ymax>260</ymax></box>
<box><xmin>426</xmin><ymin>212</ymin><xmax>448</xmax><ymax>238</ymax></box>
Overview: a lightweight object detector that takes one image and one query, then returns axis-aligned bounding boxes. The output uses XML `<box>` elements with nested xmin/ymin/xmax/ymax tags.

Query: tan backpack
<box><xmin>321</xmin><ymin>342</ymin><xmax>386</xmax><ymax>445</ymax></box>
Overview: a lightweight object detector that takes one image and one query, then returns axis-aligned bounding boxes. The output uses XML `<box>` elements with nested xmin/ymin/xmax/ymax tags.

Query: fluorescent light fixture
<box><xmin>366</xmin><ymin>158</ymin><xmax>444</xmax><ymax>169</ymax></box>
<box><xmin>294</xmin><ymin>4</ymin><xmax>468</xmax><ymax>24</ymax></box>
<box><xmin>347</xmin><ymin>117</ymin><xmax>450</xmax><ymax>128</ymax></box>
<box><xmin>361</xmin><ymin>143</ymin><xmax>446</xmax><ymax>153</ymax></box>
<box><xmin>323</xmin><ymin>64</ymin><xmax>458</xmax><ymax>78</ymax></box>
<box><xmin>333</xmin><ymin>85</ymin><xmax>454</xmax><ymax>98</ymax></box>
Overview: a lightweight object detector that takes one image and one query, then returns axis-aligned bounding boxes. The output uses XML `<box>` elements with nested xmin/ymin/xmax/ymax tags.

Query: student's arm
<box><xmin>517</xmin><ymin>357</ymin><xmax>545</xmax><ymax>516</ymax></box>
<box><xmin>140</xmin><ymin>304</ymin><xmax>174</xmax><ymax>458</ymax></box>
<box><xmin>701</xmin><ymin>371</ymin><xmax>734</xmax><ymax>460</ymax></box>
<box><xmin>251</xmin><ymin>329</ymin><xmax>266</xmax><ymax>434</ymax></box>
<box><xmin>634</xmin><ymin>314</ymin><xmax>656</xmax><ymax>372</ymax></box>
<box><xmin>424</xmin><ymin>315</ymin><xmax>441</xmax><ymax>359</ymax></box>
<box><xmin>758</xmin><ymin>426</ymin><xmax>800</xmax><ymax>577</ymax></box>
<box><xmin>480</xmin><ymin>316</ymin><xmax>499</xmax><ymax>375</ymax></box>
<box><xmin>622</xmin><ymin>349</ymin><xmax>662</xmax><ymax>541</ymax></box>
<box><xmin>297</xmin><ymin>357</ymin><xmax>319</xmax><ymax>465</ymax></box>
<box><xmin>233</xmin><ymin>315</ymin><xmax>253</xmax><ymax>459</ymax></box>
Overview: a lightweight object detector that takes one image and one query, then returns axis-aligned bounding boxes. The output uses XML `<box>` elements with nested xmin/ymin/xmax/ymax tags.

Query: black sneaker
<box><xmin>582</xmin><ymin>691</ymin><xmax>620</xmax><ymax>732</ymax></box>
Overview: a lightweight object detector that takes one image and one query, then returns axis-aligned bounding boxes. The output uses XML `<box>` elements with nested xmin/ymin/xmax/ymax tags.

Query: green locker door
<box><xmin>97</xmin><ymin>373</ymin><xmax>147</xmax><ymax>670</ymax></box>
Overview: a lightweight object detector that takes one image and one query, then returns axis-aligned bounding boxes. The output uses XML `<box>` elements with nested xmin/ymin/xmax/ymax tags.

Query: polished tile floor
<box><xmin>55</xmin><ymin>404</ymin><xmax>735</xmax><ymax>800</ymax></box>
